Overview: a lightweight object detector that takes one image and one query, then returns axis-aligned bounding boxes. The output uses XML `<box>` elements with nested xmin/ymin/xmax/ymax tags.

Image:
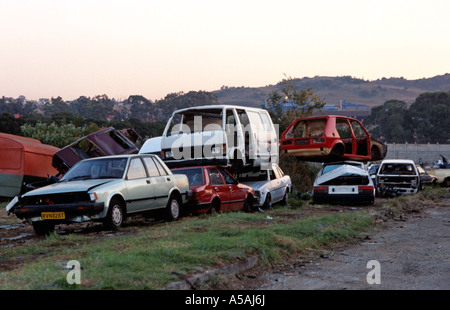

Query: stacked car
<box><xmin>10</xmin><ymin>105</ymin><xmax>436</xmax><ymax>235</ymax></box>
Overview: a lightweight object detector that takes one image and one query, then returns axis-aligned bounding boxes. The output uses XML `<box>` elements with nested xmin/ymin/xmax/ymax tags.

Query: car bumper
<box><xmin>313</xmin><ymin>193</ymin><xmax>374</xmax><ymax>205</ymax></box>
<box><xmin>14</xmin><ymin>202</ymin><xmax>105</xmax><ymax>220</ymax></box>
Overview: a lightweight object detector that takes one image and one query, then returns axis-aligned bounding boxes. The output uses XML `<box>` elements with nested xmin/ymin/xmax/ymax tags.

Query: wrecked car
<box><xmin>237</xmin><ymin>163</ymin><xmax>292</xmax><ymax>209</ymax></box>
<box><xmin>376</xmin><ymin>159</ymin><xmax>420</xmax><ymax>197</ymax></box>
<box><xmin>280</xmin><ymin>115</ymin><xmax>387</xmax><ymax>163</ymax></box>
<box><xmin>171</xmin><ymin>165</ymin><xmax>254</xmax><ymax>214</ymax></box>
<box><xmin>160</xmin><ymin>105</ymin><xmax>278</xmax><ymax>172</ymax></box>
<box><xmin>0</xmin><ymin>132</ymin><xmax>59</xmax><ymax>199</ymax></box>
<box><xmin>312</xmin><ymin>161</ymin><xmax>375</xmax><ymax>205</ymax></box>
<box><xmin>7</xmin><ymin>154</ymin><xmax>190</xmax><ymax>235</ymax></box>
<box><xmin>52</xmin><ymin>127</ymin><xmax>141</xmax><ymax>175</ymax></box>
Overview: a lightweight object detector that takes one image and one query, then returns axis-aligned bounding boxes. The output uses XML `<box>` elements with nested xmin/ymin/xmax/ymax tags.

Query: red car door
<box><xmin>207</xmin><ymin>167</ymin><xmax>231</xmax><ymax>211</ymax></box>
<box><xmin>218</xmin><ymin>167</ymin><xmax>247</xmax><ymax>211</ymax></box>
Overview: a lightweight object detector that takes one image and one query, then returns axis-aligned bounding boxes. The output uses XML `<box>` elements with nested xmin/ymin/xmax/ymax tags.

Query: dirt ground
<box><xmin>222</xmin><ymin>197</ymin><xmax>450</xmax><ymax>290</ymax></box>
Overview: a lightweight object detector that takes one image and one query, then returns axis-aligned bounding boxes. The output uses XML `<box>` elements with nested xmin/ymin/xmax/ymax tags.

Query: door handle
<box><xmin>166</xmin><ymin>177</ymin><xmax>171</xmax><ymax>182</ymax></box>
<box><xmin>146</xmin><ymin>180</ymin><xmax>151</xmax><ymax>184</ymax></box>
<box><xmin>214</xmin><ymin>187</ymin><xmax>218</xmax><ymax>191</ymax></box>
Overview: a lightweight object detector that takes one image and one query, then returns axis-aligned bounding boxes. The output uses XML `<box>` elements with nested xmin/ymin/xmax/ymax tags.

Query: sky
<box><xmin>1</xmin><ymin>0</ymin><xmax>449</xmax><ymax>101</ymax></box>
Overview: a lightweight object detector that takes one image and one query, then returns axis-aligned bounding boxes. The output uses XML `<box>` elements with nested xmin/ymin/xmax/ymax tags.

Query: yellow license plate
<box><xmin>41</xmin><ymin>212</ymin><xmax>65</xmax><ymax>220</ymax></box>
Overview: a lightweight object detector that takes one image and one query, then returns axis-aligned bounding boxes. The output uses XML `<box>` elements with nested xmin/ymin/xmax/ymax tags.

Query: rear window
<box><xmin>321</xmin><ymin>163</ymin><xmax>363</xmax><ymax>175</ymax></box>
<box><xmin>172</xmin><ymin>168</ymin><xmax>204</xmax><ymax>185</ymax></box>
<box><xmin>321</xmin><ymin>174</ymin><xmax>370</xmax><ymax>186</ymax></box>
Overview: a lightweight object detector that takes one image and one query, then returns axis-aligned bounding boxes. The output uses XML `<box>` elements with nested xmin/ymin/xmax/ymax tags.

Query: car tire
<box><xmin>280</xmin><ymin>188</ymin><xmax>288</xmax><ymax>205</ymax></box>
<box><xmin>262</xmin><ymin>193</ymin><xmax>271</xmax><ymax>209</ymax></box>
<box><xmin>166</xmin><ymin>194</ymin><xmax>181</xmax><ymax>221</ymax></box>
<box><xmin>208</xmin><ymin>198</ymin><xmax>220</xmax><ymax>214</ymax></box>
<box><xmin>103</xmin><ymin>199</ymin><xmax>124</xmax><ymax>230</ymax></box>
<box><xmin>32</xmin><ymin>221</ymin><xmax>55</xmax><ymax>235</ymax></box>
<box><xmin>243</xmin><ymin>195</ymin><xmax>253</xmax><ymax>212</ymax></box>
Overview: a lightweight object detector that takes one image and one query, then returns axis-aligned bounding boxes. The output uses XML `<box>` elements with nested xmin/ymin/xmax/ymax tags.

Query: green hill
<box><xmin>214</xmin><ymin>74</ymin><xmax>450</xmax><ymax>108</ymax></box>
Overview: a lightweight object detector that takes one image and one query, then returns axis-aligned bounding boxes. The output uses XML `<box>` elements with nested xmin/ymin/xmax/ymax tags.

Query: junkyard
<box><xmin>1</xmin><ymin>104</ymin><xmax>449</xmax><ymax>290</ymax></box>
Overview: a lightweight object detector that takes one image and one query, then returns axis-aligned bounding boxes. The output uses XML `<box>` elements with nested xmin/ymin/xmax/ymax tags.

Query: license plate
<box><xmin>41</xmin><ymin>212</ymin><xmax>65</xmax><ymax>220</ymax></box>
<box><xmin>329</xmin><ymin>186</ymin><xmax>358</xmax><ymax>194</ymax></box>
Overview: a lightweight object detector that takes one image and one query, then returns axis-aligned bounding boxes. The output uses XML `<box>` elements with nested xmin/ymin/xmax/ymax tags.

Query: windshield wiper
<box><xmin>62</xmin><ymin>175</ymin><xmax>92</xmax><ymax>182</ymax></box>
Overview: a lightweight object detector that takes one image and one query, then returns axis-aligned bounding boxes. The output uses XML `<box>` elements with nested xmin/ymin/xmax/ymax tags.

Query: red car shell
<box><xmin>280</xmin><ymin>115</ymin><xmax>386</xmax><ymax>163</ymax></box>
<box><xmin>171</xmin><ymin>166</ymin><xmax>254</xmax><ymax>214</ymax></box>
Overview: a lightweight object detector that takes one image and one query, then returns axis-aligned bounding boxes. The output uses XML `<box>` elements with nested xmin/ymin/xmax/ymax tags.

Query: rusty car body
<box><xmin>52</xmin><ymin>127</ymin><xmax>141</xmax><ymax>175</ymax></box>
<box><xmin>0</xmin><ymin>133</ymin><xmax>59</xmax><ymax>199</ymax></box>
<box><xmin>280</xmin><ymin>115</ymin><xmax>387</xmax><ymax>163</ymax></box>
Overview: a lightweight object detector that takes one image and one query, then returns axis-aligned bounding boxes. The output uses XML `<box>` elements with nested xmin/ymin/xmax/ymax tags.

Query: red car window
<box><xmin>208</xmin><ymin>168</ymin><xmax>225</xmax><ymax>185</ymax></box>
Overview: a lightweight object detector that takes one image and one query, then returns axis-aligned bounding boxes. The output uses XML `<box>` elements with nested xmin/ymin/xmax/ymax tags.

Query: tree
<box><xmin>265</xmin><ymin>75</ymin><xmax>326</xmax><ymax>194</ymax></box>
<box><xmin>266</xmin><ymin>75</ymin><xmax>326</xmax><ymax>133</ymax></box>
<box><xmin>407</xmin><ymin>91</ymin><xmax>450</xmax><ymax>143</ymax></box>
<box><xmin>20</xmin><ymin>122</ymin><xmax>99</xmax><ymax>148</ymax></box>
<box><xmin>365</xmin><ymin>100</ymin><xmax>410</xmax><ymax>143</ymax></box>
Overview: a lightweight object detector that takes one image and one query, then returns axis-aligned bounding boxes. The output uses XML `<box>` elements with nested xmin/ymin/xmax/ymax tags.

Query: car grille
<box><xmin>21</xmin><ymin>192</ymin><xmax>90</xmax><ymax>205</ymax></box>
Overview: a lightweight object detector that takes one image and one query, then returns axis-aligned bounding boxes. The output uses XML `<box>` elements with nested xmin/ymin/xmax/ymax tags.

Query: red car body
<box><xmin>280</xmin><ymin>115</ymin><xmax>387</xmax><ymax>163</ymax></box>
<box><xmin>171</xmin><ymin>166</ymin><xmax>254</xmax><ymax>214</ymax></box>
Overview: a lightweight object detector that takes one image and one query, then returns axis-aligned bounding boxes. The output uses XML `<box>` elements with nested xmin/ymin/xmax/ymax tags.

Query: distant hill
<box><xmin>214</xmin><ymin>74</ymin><xmax>450</xmax><ymax>109</ymax></box>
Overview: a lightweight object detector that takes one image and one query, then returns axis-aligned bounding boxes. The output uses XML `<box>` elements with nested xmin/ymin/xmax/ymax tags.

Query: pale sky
<box><xmin>1</xmin><ymin>0</ymin><xmax>449</xmax><ymax>101</ymax></box>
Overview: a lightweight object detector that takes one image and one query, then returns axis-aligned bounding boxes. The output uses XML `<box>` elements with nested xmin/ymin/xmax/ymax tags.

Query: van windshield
<box><xmin>166</xmin><ymin>109</ymin><xmax>223</xmax><ymax>136</ymax></box>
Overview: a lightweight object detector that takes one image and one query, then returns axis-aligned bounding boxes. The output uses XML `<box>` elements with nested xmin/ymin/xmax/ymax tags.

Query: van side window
<box><xmin>237</xmin><ymin>109</ymin><xmax>249</xmax><ymax>127</ymax></box>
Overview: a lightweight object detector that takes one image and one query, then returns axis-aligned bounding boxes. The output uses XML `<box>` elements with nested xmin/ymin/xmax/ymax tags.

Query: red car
<box><xmin>171</xmin><ymin>166</ymin><xmax>254</xmax><ymax>214</ymax></box>
<box><xmin>280</xmin><ymin>115</ymin><xmax>387</xmax><ymax>163</ymax></box>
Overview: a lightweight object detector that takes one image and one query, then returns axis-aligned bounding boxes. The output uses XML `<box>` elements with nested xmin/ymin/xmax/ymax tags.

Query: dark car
<box><xmin>417</xmin><ymin>166</ymin><xmax>437</xmax><ymax>188</ymax></box>
<box><xmin>280</xmin><ymin>115</ymin><xmax>387</xmax><ymax>163</ymax></box>
<box><xmin>171</xmin><ymin>166</ymin><xmax>254</xmax><ymax>214</ymax></box>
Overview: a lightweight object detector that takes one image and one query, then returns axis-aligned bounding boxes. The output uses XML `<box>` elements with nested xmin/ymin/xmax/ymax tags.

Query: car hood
<box><xmin>241</xmin><ymin>180</ymin><xmax>268</xmax><ymax>190</ymax></box>
<box><xmin>21</xmin><ymin>179</ymin><xmax>115</xmax><ymax>197</ymax></box>
<box><xmin>316</xmin><ymin>165</ymin><xmax>368</xmax><ymax>185</ymax></box>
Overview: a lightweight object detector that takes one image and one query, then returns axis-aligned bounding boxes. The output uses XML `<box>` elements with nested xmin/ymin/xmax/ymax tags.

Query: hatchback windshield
<box><xmin>60</xmin><ymin>157</ymin><xmax>128</xmax><ymax>181</ymax></box>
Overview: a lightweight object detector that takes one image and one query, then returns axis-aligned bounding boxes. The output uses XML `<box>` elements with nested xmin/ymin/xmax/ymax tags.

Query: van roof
<box><xmin>170</xmin><ymin>105</ymin><xmax>269</xmax><ymax>115</ymax></box>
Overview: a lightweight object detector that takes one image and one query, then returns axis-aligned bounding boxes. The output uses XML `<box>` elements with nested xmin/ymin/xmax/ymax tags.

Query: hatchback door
<box><xmin>218</xmin><ymin>167</ymin><xmax>247</xmax><ymax>210</ymax></box>
<box><xmin>207</xmin><ymin>167</ymin><xmax>231</xmax><ymax>210</ymax></box>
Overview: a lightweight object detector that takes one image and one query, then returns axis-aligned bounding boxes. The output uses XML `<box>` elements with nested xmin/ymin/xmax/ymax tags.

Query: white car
<box><xmin>312</xmin><ymin>161</ymin><xmax>375</xmax><ymax>205</ymax></box>
<box><xmin>238</xmin><ymin>163</ymin><xmax>292</xmax><ymax>209</ymax></box>
<box><xmin>376</xmin><ymin>159</ymin><xmax>420</xmax><ymax>196</ymax></box>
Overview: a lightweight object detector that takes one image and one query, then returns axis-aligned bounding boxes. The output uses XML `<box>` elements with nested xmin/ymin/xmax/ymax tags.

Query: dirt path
<box><xmin>255</xmin><ymin>201</ymin><xmax>450</xmax><ymax>290</ymax></box>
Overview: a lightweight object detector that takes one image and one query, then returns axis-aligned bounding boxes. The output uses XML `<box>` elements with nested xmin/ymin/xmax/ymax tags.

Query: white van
<box><xmin>160</xmin><ymin>105</ymin><xmax>278</xmax><ymax>171</ymax></box>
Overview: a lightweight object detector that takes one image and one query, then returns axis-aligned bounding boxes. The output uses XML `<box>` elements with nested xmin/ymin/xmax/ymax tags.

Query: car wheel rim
<box><xmin>171</xmin><ymin>199</ymin><xmax>179</xmax><ymax>218</ymax></box>
<box><xmin>112</xmin><ymin>205</ymin><xmax>122</xmax><ymax>226</ymax></box>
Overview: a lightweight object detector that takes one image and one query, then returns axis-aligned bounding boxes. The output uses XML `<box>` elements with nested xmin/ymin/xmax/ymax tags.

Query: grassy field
<box><xmin>0</xmin><ymin>186</ymin><xmax>447</xmax><ymax>289</ymax></box>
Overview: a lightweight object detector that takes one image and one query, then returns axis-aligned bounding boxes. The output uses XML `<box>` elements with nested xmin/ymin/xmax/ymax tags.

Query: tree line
<box><xmin>364</xmin><ymin>91</ymin><xmax>450</xmax><ymax>144</ymax></box>
<box><xmin>1</xmin><ymin>88</ymin><xmax>448</xmax><ymax>148</ymax></box>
